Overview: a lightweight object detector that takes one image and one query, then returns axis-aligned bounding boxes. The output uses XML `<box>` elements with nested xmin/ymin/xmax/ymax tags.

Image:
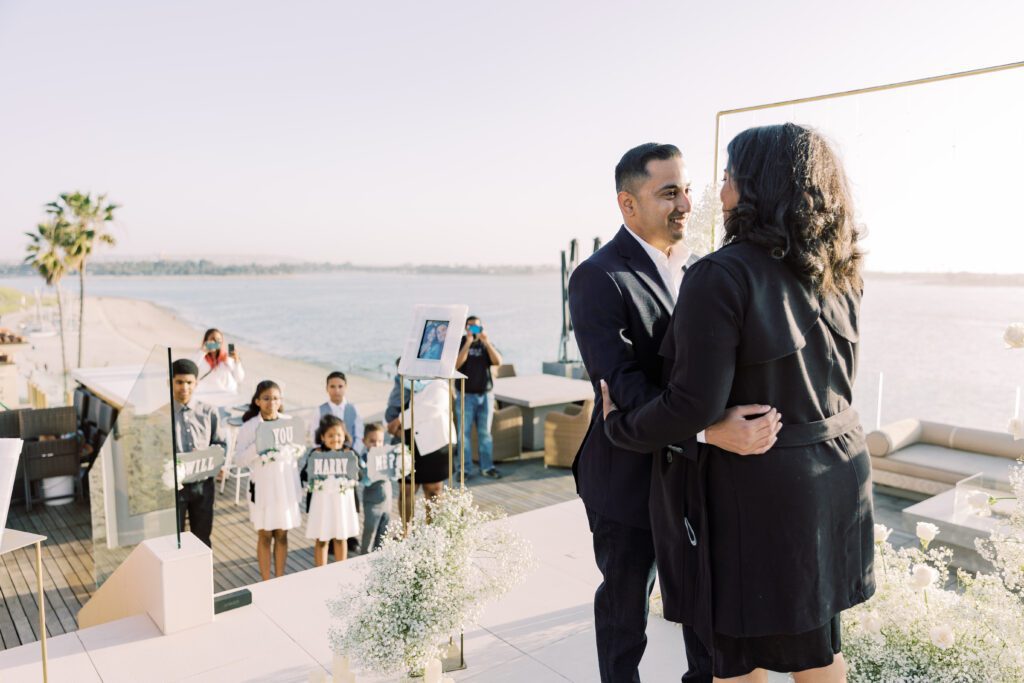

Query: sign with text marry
<box><xmin>256</xmin><ymin>417</ymin><xmax>305</xmax><ymax>455</ymax></box>
<box><xmin>307</xmin><ymin>449</ymin><xmax>361</xmax><ymax>483</ymax></box>
<box><xmin>177</xmin><ymin>446</ymin><xmax>226</xmax><ymax>484</ymax></box>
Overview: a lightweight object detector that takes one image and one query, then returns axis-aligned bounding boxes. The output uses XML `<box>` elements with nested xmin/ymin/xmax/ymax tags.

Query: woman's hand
<box><xmin>599</xmin><ymin>379</ymin><xmax>618</xmax><ymax>420</ymax></box>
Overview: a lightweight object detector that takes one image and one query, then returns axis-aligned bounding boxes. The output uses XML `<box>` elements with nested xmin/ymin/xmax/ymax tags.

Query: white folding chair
<box><xmin>218</xmin><ymin>418</ymin><xmax>251</xmax><ymax>504</ymax></box>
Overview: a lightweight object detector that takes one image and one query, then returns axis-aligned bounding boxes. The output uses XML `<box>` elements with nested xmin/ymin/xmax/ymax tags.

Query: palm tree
<box><xmin>24</xmin><ymin>218</ymin><xmax>72</xmax><ymax>394</ymax></box>
<box><xmin>47</xmin><ymin>192</ymin><xmax>119</xmax><ymax>367</ymax></box>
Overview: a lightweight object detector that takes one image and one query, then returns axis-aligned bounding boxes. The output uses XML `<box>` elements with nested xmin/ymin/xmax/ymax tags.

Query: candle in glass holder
<box><xmin>424</xmin><ymin>658</ymin><xmax>443</xmax><ymax>683</ymax></box>
<box><xmin>333</xmin><ymin>654</ymin><xmax>354</xmax><ymax>682</ymax></box>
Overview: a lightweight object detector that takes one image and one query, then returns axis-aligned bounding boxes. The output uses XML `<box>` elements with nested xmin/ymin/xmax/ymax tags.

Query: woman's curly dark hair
<box><xmin>723</xmin><ymin>123</ymin><xmax>864</xmax><ymax>295</ymax></box>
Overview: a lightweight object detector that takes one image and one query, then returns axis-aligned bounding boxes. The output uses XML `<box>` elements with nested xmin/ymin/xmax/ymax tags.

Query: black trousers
<box><xmin>177</xmin><ymin>478</ymin><xmax>215</xmax><ymax>548</ymax></box>
<box><xmin>586</xmin><ymin>506</ymin><xmax>712</xmax><ymax>683</ymax></box>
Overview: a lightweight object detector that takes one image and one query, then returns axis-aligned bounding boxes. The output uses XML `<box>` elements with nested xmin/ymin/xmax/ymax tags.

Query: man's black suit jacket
<box><xmin>568</xmin><ymin>226</ymin><xmax>698</xmax><ymax>530</ymax></box>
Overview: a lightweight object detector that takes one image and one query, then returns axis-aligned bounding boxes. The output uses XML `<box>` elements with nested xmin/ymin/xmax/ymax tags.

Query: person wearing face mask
<box><xmin>195</xmin><ymin>328</ymin><xmax>246</xmax><ymax>395</ymax></box>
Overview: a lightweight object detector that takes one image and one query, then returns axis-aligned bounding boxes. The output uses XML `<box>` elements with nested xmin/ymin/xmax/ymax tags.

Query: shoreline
<box><xmin>5</xmin><ymin>294</ymin><xmax>391</xmax><ymax>415</ymax></box>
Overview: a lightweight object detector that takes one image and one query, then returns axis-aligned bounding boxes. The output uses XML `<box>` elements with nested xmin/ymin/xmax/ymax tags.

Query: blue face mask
<box><xmin>205</xmin><ymin>340</ymin><xmax>221</xmax><ymax>352</ymax></box>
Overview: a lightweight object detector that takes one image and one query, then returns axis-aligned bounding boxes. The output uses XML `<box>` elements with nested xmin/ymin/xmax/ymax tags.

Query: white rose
<box><xmin>873</xmin><ymin>524</ymin><xmax>892</xmax><ymax>544</ymax></box>
<box><xmin>916</xmin><ymin>522</ymin><xmax>939</xmax><ymax>547</ymax></box>
<box><xmin>862</xmin><ymin>610</ymin><xmax>883</xmax><ymax>635</ymax></box>
<box><xmin>966</xmin><ymin>490</ymin><xmax>992</xmax><ymax>516</ymax></box>
<box><xmin>929</xmin><ymin>624</ymin><xmax>955</xmax><ymax>650</ymax></box>
<box><xmin>1004</xmin><ymin>323</ymin><xmax>1024</xmax><ymax>349</ymax></box>
<box><xmin>911</xmin><ymin>564</ymin><xmax>939</xmax><ymax>590</ymax></box>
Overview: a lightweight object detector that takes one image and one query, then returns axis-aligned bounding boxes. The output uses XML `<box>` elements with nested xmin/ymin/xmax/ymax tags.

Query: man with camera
<box><xmin>454</xmin><ymin>315</ymin><xmax>503</xmax><ymax>479</ymax></box>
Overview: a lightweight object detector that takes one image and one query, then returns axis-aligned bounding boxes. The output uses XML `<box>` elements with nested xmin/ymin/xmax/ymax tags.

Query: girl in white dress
<box><xmin>302</xmin><ymin>415</ymin><xmax>360</xmax><ymax>566</ymax></box>
<box><xmin>235</xmin><ymin>380</ymin><xmax>303</xmax><ymax>581</ymax></box>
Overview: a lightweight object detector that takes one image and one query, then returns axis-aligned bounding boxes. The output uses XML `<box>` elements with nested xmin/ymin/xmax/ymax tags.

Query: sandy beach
<box><xmin>5</xmin><ymin>295</ymin><xmax>391</xmax><ymax>416</ymax></box>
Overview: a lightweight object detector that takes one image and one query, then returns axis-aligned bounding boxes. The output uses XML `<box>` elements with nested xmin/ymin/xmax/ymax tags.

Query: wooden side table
<box><xmin>1</xmin><ymin>528</ymin><xmax>48</xmax><ymax>682</ymax></box>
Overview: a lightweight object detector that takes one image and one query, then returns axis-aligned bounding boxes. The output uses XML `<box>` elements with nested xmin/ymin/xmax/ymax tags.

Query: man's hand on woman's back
<box><xmin>705</xmin><ymin>405</ymin><xmax>782</xmax><ymax>455</ymax></box>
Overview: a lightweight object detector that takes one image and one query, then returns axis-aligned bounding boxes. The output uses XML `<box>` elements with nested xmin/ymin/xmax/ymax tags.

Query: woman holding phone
<box><xmin>195</xmin><ymin>327</ymin><xmax>246</xmax><ymax>395</ymax></box>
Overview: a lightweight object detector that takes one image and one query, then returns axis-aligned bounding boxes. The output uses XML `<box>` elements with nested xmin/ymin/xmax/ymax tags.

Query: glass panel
<box><xmin>714</xmin><ymin>68</ymin><xmax>1024</xmax><ymax>436</ymax></box>
<box><xmin>88</xmin><ymin>345</ymin><xmax>176</xmax><ymax>586</ymax></box>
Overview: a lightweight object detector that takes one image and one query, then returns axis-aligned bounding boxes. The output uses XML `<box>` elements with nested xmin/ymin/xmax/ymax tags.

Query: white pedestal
<box><xmin>78</xmin><ymin>532</ymin><xmax>213</xmax><ymax>634</ymax></box>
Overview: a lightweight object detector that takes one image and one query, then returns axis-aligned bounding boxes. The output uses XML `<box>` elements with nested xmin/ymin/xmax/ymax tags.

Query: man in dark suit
<box><xmin>568</xmin><ymin>143</ymin><xmax>780</xmax><ymax>683</ymax></box>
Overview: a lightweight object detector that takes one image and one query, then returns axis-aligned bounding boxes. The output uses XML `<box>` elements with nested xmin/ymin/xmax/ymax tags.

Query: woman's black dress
<box><xmin>605</xmin><ymin>241</ymin><xmax>875</xmax><ymax>677</ymax></box>
<box><xmin>399</xmin><ymin>429</ymin><xmax>453</xmax><ymax>485</ymax></box>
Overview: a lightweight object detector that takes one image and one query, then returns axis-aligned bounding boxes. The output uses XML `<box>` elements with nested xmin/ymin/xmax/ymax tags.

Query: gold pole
<box><xmin>460</xmin><ymin>378</ymin><xmax>466</xmax><ymax>490</ymax></box>
<box><xmin>711</xmin><ymin>110</ymin><xmax>722</xmax><ymax>248</ymax></box>
<box><xmin>36</xmin><ymin>541</ymin><xmax>47</xmax><ymax>683</ymax></box>
<box><xmin>400</xmin><ymin>375</ymin><xmax>407</xmax><ymax>536</ymax></box>
<box><xmin>721</xmin><ymin>60</ymin><xmax>1024</xmax><ymax>118</ymax></box>
<box><xmin>448</xmin><ymin>377</ymin><xmax>454</xmax><ymax>488</ymax></box>
<box><xmin>410</xmin><ymin>382</ymin><xmax>416</xmax><ymax>524</ymax></box>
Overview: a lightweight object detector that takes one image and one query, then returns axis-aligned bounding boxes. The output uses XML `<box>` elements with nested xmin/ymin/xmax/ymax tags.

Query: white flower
<box><xmin>845</xmin><ymin>460</ymin><xmax>1024</xmax><ymax>681</ymax></box>
<box><xmin>916</xmin><ymin>522</ymin><xmax>940</xmax><ymax>547</ymax></box>
<box><xmin>911</xmin><ymin>564</ymin><xmax>939</xmax><ymax>590</ymax></box>
<box><xmin>1004</xmin><ymin>323</ymin><xmax>1024</xmax><ymax>349</ymax></box>
<box><xmin>161</xmin><ymin>459</ymin><xmax>185</xmax><ymax>491</ymax></box>
<box><xmin>966</xmin><ymin>490</ymin><xmax>993</xmax><ymax>517</ymax></box>
<box><xmin>874</xmin><ymin>524</ymin><xmax>892</xmax><ymax>544</ymax></box>
<box><xmin>929</xmin><ymin>624</ymin><xmax>955</xmax><ymax>650</ymax></box>
<box><xmin>862</xmin><ymin>610</ymin><xmax>883</xmax><ymax>635</ymax></box>
<box><xmin>327</xmin><ymin>486</ymin><xmax>534</xmax><ymax>675</ymax></box>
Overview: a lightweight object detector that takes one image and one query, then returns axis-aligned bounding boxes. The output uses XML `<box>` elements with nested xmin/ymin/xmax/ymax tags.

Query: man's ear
<box><xmin>617</xmin><ymin>190</ymin><xmax>636</xmax><ymax>218</ymax></box>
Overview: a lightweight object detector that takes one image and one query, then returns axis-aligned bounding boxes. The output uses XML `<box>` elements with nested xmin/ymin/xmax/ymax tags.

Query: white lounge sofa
<box><xmin>867</xmin><ymin>419</ymin><xmax>1024</xmax><ymax>496</ymax></box>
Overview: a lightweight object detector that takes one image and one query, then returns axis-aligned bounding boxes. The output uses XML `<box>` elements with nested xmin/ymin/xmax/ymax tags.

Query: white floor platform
<box><xmin>0</xmin><ymin>499</ymin><xmax>790</xmax><ymax>682</ymax></box>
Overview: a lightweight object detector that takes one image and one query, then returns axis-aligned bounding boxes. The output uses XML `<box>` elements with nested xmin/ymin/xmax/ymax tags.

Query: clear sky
<box><xmin>2</xmin><ymin>1</ymin><xmax>1022</xmax><ymax>271</ymax></box>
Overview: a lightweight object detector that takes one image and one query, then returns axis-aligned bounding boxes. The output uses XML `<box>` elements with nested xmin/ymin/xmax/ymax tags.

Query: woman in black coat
<box><xmin>602</xmin><ymin>123</ymin><xmax>874</xmax><ymax>682</ymax></box>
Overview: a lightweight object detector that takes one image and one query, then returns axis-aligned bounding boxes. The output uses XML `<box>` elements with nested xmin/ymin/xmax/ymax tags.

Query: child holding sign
<box><xmin>235</xmin><ymin>380</ymin><xmax>304</xmax><ymax>581</ymax></box>
<box><xmin>301</xmin><ymin>415</ymin><xmax>361</xmax><ymax>566</ymax></box>
<box><xmin>359</xmin><ymin>422</ymin><xmax>394</xmax><ymax>553</ymax></box>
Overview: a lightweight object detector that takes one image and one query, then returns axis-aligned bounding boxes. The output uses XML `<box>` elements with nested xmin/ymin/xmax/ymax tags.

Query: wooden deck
<box><xmin>0</xmin><ymin>455</ymin><xmax>580</xmax><ymax>650</ymax></box>
<box><xmin>0</xmin><ymin>457</ymin><xmax>923</xmax><ymax>651</ymax></box>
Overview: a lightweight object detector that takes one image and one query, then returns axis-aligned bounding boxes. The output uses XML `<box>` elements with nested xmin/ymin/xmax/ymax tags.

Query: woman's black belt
<box><xmin>772</xmin><ymin>407</ymin><xmax>860</xmax><ymax>448</ymax></box>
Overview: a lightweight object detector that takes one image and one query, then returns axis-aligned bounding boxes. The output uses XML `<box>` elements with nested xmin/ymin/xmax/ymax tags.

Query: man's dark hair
<box><xmin>326</xmin><ymin>370</ymin><xmax>347</xmax><ymax>384</ymax></box>
<box><xmin>615</xmin><ymin>143</ymin><xmax>682</xmax><ymax>193</ymax></box>
<box><xmin>466</xmin><ymin>315</ymin><xmax>480</xmax><ymax>323</ymax></box>
<box><xmin>171</xmin><ymin>358</ymin><xmax>199</xmax><ymax>378</ymax></box>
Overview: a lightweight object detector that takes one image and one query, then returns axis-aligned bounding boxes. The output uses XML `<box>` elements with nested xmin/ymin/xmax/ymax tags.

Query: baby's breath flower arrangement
<box><xmin>845</xmin><ymin>461</ymin><xmax>1024</xmax><ymax>682</ymax></box>
<box><xmin>327</xmin><ymin>486</ymin><xmax>533</xmax><ymax>676</ymax></box>
<box><xmin>257</xmin><ymin>442</ymin><xmax>303</xmax><ymax>466</ymax></box>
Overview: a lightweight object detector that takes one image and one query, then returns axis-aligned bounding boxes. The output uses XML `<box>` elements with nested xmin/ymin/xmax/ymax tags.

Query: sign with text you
<box><xmin>255</xmin><ymin>417</ymin><xmax>305</xmax><ymax>455</ymax></box>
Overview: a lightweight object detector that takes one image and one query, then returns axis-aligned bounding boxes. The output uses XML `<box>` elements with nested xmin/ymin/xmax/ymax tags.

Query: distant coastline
<box><xmin>0</xmin><ymin>260</ymin><xmax>557</xmax><ymax>277</ymax></box>
<box><xmin>1</xmin><ymin>260</ymin><xmax>1022</xmax><ymax>284</ymax></box>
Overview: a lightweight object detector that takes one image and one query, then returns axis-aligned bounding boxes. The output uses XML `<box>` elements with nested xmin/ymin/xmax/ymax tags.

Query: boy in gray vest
<box><xmin>314</xmin><ymin>371</ymin><xmax>365</xmax><ymax>454</ymax></box>
<box><xmin>315</xmin><ymin>370</ymin><xmax>364</xmax><ymax>554</ymax></box>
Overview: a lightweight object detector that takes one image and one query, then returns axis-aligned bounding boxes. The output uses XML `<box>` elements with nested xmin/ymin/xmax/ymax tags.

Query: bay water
<box><xmin>2</xmin><ymin>272</ymin><xmax>1020</xmax><ymax>433</ymax></box>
